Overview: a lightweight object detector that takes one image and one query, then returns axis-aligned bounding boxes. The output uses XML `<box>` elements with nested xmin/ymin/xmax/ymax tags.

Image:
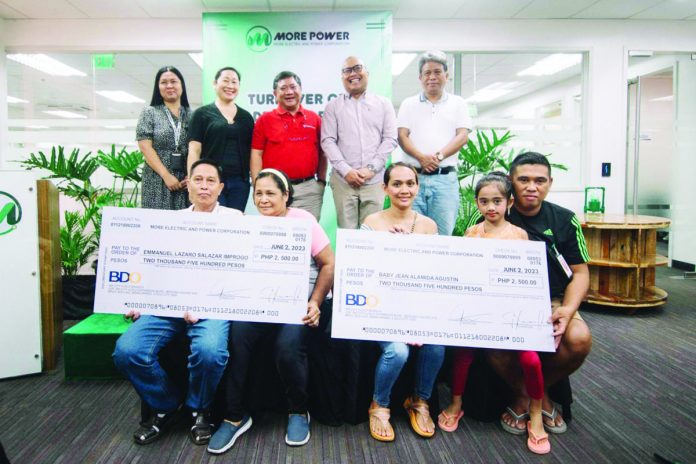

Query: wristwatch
<box><xmin>436</xmin><ymin>152</ymin><xmax>445</xmax><ymax>162</ymax></box>
<box><xmin>366</xmin><ymin>164</ymin><xmax>377</xmax><ymax>173</ymax></box>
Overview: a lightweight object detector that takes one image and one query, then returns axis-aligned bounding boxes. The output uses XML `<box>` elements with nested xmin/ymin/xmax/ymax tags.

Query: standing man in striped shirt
<box><xmin>322</xmin><ymin>56</ymin><xmax>398</xmax><ymax>229</ymax></box>
<box><xmin>492</xmin><ymin>152</ymin><xmax>592</xmax><ymax>437</ymax></box>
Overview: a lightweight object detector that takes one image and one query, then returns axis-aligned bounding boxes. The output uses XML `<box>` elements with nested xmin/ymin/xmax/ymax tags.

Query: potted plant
<box><xmin>20</xmin><ymin>144</ymin><xmax>144</xmax><ymax>319</ymax></box>
<box><xmin>453</xmin><ymin>129</ymin><xmax>567</xmax><ymax>236</ymax></box>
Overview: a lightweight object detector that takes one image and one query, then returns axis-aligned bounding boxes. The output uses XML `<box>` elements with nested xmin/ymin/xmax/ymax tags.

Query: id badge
<box><xmin>556</xmin><ymin>251</ymin><xmax>574</xmax><ymax>279</ymax></box>
<box><xmin>171</xmin><ymin>153</ymin><xmax>184</xmax><ymax>171</ymax></box>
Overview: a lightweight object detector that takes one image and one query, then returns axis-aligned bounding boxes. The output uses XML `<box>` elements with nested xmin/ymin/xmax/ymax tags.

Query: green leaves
<box><xmin>20</xmin><ymin>144</ymin><xmax>144</xmax><ymax>275</ymax></box>
<box><xmin>60</xmin><ymin>210</ymin><xmax>98</xmax><ymax>277</ymax></box>
<box><xmin>454</xmin><ymin>129</ymin><xmax>515</xmax><ymax>236</ymax></box>
<box><xmin>21</xmin><ymin>146</ymin><xmax>99</xmax><ymax>183</ymax></box>
<box><xmin>97</xmin><ymin>145</ymin><xmax>144</xmax><ymax>182</ymax></box>
<box><xmin>454</xmin><ymin>129</ymin><xmax>568</xmax><ymax>237</ymax></box>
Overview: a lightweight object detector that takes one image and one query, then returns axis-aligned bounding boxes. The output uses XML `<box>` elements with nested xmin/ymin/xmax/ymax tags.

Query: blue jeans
<box><xmin>412</xmin><ymin>171</ymin><xmax>459</xmax><ymax>236</ymax></box>
<box><xmin>372</xmin><ymin>342</ymin><xmax>445</xmax><ymax>407</ymax></box>
<box><xmin>113</xmin><ymin>315</ymin><xmax>229</xmax><ymax>413</ymax></box>
<box><xmin>219</xmin><ymin>175</ymin><xmax>250</xmax><ymax>212</ymax></box>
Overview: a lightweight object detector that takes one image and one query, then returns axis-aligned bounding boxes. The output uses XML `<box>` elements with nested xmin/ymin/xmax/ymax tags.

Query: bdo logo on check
<box><xmin>345</xmin><ymin>294</ymin><xmax>379</xmax><ymax>308</ymax></box>
<box><xmin>109</xmin><ymin>271</ymin><xmax>142</xmax><ymax>284</ymax></box>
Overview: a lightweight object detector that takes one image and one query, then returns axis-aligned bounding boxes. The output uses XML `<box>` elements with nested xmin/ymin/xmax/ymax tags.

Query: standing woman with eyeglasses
<box><xmin>188</xmin><ymin>67</ymin><xmax>255</xmax><ymax>212</ymax></box>
<box><xmin>137</xmin><ymin>66</ymin><xmax>191</xmax><ymax>210</ymax></box>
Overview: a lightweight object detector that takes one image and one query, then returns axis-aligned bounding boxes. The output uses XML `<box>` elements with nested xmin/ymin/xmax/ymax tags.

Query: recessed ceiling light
<box><xmin>629</xmin><ymin>51</ymin><xmax>654</xmax><ymax>57</ymax></box>
<box><xmin>96</xmin><ymin>91</ymin><xmax>145</xmax><ymax>103</ymax></box>
<box><xmin>649</xmin><ymin>95</ymin><xmax>673</xmax><ymax>102</ymax></box>
<box><xmin>25</xmin><ymin>125</ymin><xmax>50</xmax><ymax>129</ymax></box>
<box><xmin>517</xmin><ymin>54</ymin><xmax>582</xmax><ymax>76</ymax></box>
<box><xmin>103</xmin><ymin>125</ymin><xmax>127</xmax><ymax>129</ymax></box>
<box><xmin>189</xmin><ymin>53</ymin><xmax>203</xmax><ymax>68</ymax></box>
<box><xmin>43</xmin><ymin>110</ymin><xmax>87</xmax><ymax>119</ymax></box>
<box><xmin>392</xmin><ymin>53</ymin><xmax>417</xmax><ymax>76</ymax></box>
<box><xmin>7</xmin><ymin>54</ymin><xmax>86</xmax><ymax>77</ymax></box>
<box><xmin>8</xmin><ymin>96</ymin><xmax>29</xmax><ymax>104</ymax></box>
<box><xmin>466</xmin><ymin>82</ymin><xmax>522</xmax><ymax>103</ymax></box>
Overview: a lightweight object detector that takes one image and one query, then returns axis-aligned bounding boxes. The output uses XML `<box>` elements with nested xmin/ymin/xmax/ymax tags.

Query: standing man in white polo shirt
<box><xmin>397</xmin><ymin>50</ymin><xmax>472</xmax><ymax>236</ymax></box>
<box><xmin>322</xmin><ymin>56</ymin><xmax>398</xmax><ymax>229</ymax></box>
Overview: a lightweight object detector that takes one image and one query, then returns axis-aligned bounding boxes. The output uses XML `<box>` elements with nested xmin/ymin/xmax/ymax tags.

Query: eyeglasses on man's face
<box><xmin>341</xmin><ymin>64</ymin><xmax>364</xmax><ymax>75</ymax></box>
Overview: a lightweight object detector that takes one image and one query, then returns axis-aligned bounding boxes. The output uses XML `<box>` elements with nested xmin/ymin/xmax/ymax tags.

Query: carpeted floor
<box><xmin>1</xmin><ymin>266</ymin><xmax>694</xmax><ymax>463</ymax></box>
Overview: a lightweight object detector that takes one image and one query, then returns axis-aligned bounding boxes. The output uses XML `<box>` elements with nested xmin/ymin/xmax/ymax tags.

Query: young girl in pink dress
<box><xmin>438</xmin><ymin>171</ymin><xmax>550</xmax><ymax>455</ymax></box>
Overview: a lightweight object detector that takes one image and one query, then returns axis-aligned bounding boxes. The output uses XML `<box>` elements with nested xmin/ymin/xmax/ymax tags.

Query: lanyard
<box><xmin>164</xmin><ymin>107</ymin><xmax>182</xmax><ymax>148</ymax></box>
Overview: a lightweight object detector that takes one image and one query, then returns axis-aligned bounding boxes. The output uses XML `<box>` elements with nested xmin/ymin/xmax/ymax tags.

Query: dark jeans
<box><xmin>225</xmin><ymin>321</ymin><xmax>311</xmax><ymax>421</ymax></box>
<box><xmin>219</xmin><ymin>175</ymin><xmax>250</xmax><ymax>212</ymax></box>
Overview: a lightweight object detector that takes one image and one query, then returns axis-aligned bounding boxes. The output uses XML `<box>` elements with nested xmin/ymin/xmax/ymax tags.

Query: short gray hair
<box><xmin>418</xmin><ymin>50</ymin><xmax>448</xmax><ymax>74</ymax></box>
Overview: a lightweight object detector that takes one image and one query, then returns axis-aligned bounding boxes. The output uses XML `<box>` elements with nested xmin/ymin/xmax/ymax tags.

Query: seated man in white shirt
<box><xmin>113</xmin><ymin>159</ymin><xmax>240</xmax><ymax>446</ymax></box>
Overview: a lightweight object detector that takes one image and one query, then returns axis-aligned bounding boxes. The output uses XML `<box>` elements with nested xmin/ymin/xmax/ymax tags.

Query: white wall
<box><xmin>0</xmin><ymin>18</ymin><xmax>8</xmax><ymax>169</ymax></box>
<box><xmin>3</xmin><ymin>18</ymin><xmax>696</xmax><ymax>214</ymax></box>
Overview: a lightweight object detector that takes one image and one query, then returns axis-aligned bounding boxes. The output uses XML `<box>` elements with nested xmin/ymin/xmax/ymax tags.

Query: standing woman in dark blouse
<box><xmin>136</xmin><ymin>66</ymin><xmax>191</xmax><ymax>210</ymax></box>
<box><xmin>188</xmin><ymin>67</ymin><xmax>255</xmax><ymax>212</ymax></box>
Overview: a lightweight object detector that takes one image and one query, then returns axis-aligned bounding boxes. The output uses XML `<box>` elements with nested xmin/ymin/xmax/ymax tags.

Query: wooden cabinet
<box><xmin>580</xmin><ymin>214</ymin><xmax>670</xmax><ymax>308</ymax></box>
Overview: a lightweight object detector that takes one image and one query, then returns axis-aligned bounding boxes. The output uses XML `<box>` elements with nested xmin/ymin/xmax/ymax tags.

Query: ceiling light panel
<box><xmin>8</xmin><ymin>96</ymin><xmax>29</xmax><ymax>104</ymax></box>
<box><xmin>96</xmin><ymin>91</ymin><xmax>145</xmax><ymax>103</ymax></box>
<box><xmin>517</xmin><ymin>54</ymin><xmax>582</xmax><ymax>76</ymax></box>
<box><xmin>189</xmin><ymin>53</ymin><xmax>204</xmax><ymax>68</ymax></box>
<box><xmin>466</xmin><ymin>81</ymin><xmax>523</xmax><ymax>103</ymax></box>
<box><xmin>392</xmin><ymin>53</ymin><xmax>417</xmax><ymax>76</ymax></box>
<box><xmin>7</xmin><ymin>54</ymin><xmax>87</xmax><ymax>77</ymax></box>
<box><xmin>43</xmin><ymin>110</ymin><xmax>88</xmax><ymax>119</ymax></box>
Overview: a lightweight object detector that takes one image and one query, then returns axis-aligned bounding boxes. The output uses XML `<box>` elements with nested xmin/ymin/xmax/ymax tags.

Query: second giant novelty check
<box><xmin>332</xmin><ymin>229</ymin><xmax>555</xmax><ymax>352</ymax></box>
<box><xmin>94</xmin><ymin>207</ymin><xmax>311</xmax><ymax>324</ymax></box>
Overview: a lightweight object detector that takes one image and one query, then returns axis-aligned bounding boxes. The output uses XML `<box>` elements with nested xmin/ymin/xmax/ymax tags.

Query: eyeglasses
<box><xmin>341</xmin><ymin>64</ymin><xmax>364</xmax><ymax>75</ymax></box>
<box><xmin>191</xmin><ymin>176</ymin><xmax>219</xmax><ymax>186</ymax></box>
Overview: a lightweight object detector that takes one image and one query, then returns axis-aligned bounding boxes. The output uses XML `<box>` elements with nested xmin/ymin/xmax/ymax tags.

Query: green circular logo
<box><xmin>0</xmin><ymin>191</ymin><xmax>22</xmax><ymax>236</ymax></box>
<box><xmin>246</xmin><ymin>25</ymin><xmax>272</xmax><ymax>53</ymax></box>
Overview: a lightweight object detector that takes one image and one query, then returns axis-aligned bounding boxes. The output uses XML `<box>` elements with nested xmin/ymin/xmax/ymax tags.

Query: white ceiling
<box><xmin>1</xmin><ymin>0</ymin><xmax>696</xmax><ymax>20</ymax></box>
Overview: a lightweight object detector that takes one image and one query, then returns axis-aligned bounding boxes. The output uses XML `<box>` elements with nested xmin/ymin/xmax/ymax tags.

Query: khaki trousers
<box><xmin>330</xmin><ymin>170</ymin><xmax>385</xmax><ymax>229</ymax></box>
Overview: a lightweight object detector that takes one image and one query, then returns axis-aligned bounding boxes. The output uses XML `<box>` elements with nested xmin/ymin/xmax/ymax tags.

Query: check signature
<box><xmin>448</xmin><ymin>312</ymin><xmax>493</xmax><ymax>326</ymax></box>
<box><xmin>448</xmin><ymin>310</ymin><xmax>549</xmax><ymax>329</ymax></box>
<box><xmin>259</xmin><ymin>285</ymin><xmax>303</xmax><ymax>304</ymax></box>
<box><xmin>206</xmin><ymin>286</ymin><xmax>252</xmax><ymax>300</ymax></box>
<box><xmin>501</xmin><ymin>310</ymin><xmax>548</xmax><ymax>329</ymax></box>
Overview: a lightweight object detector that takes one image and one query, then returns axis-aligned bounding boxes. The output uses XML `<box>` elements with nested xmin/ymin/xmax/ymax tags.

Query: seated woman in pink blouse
<box><xmin>208</xmin><ymin>168</ymin><xmax>335</xmax><ymax>454</ymax></box>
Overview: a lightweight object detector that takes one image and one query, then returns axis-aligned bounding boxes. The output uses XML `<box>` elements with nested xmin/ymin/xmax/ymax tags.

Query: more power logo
<box><xmin>0</xmin><ymin>191</ymin><xmax>22</xmax><ymax>236</ymax></box>
<box><xmin>245</xmin><ymin>24</ymin><xmax>350</xmax><ymax>52</ymax></box>
<box><xmin>246</xmin><ymin>25</ymin><xmax>272</xmax><ymax>52</ymax></box>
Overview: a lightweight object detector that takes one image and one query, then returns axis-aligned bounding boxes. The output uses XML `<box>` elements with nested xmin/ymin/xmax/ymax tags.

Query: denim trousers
<box><xmin>411</xmin><ymin>170</ymin><xmax>460</xmax><ymax>236</ymax></box>
<box><xmin>224</xmin><ymin>321</ymin><xmax>311</xmax><ymax>421</ymax></box>
<box><xmin>218</xmin><ymin>175</ymin><xmax>250</xmax><ymax>212</ymax></box>
<box><xmin>372</xmin><ymin>342</ymin><xmax>445</xmax><ymax>407</ymax></box>
<box><xmin>113</xmin><ymin>315</ymin><xmax>229</xmax><ymax>413</ymax></box>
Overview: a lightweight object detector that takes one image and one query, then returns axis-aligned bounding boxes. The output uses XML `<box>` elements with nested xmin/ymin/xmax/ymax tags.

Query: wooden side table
<box><xmin>580</xmin><ymin>214</ymin><xmax>670</xmax><ymax>308</ymax></box>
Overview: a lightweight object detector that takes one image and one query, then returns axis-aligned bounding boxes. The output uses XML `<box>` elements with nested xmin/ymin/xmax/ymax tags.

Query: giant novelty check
<box><xmin>332</xmin><ymin>229</ymin><xmax>555</xmax><ymax>352</ymax></box>
<box><xmin>94</xmin><ymin>207</ymin><xmax>311</xmax><ymax>324</ymax></box>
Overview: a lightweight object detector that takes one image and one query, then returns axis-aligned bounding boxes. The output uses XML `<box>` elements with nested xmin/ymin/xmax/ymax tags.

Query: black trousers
<box><xmin>225</xmin><ymin>321</ymin><xmax>310</xmax><ymax>421</ymax></box>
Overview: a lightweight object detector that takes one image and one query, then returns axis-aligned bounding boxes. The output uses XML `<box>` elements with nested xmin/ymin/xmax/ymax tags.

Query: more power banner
<box><xmin>202</xmin><ymin>11</ymin><xmax>393</xmax><ymax>118</ymax></box>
